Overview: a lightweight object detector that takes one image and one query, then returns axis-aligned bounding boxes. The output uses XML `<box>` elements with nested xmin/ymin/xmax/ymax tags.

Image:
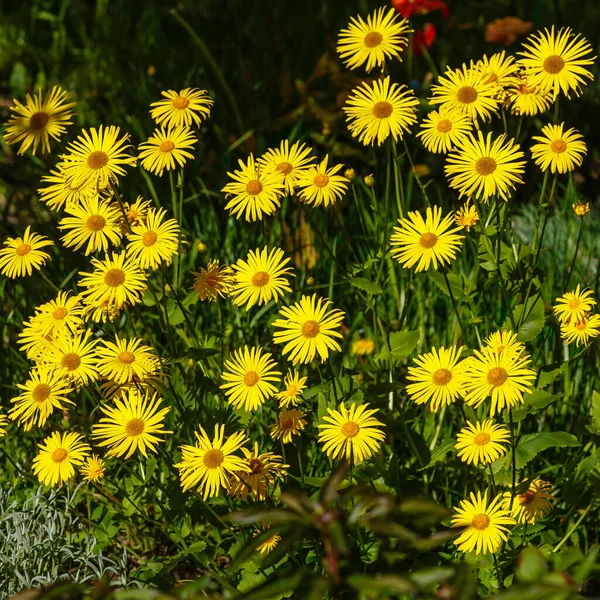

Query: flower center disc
<box><xmin>87</xmin><ymin>215</ymin><xmax>106</xmax><ymax>231</ymax></box>
<box><xmin>87</xmin><ymin>151</ymin><xmax>109</xmax><ymax>170</ymax></box>
<box><xmin>287</xmin><ymin>384</ymin><xmax>297</xmax><ymax>396</ymax></box>
<box><xmin>342</xmin><ymin>421</ymin><xmax>360</xmax><ymax>438</ymax></box>
<box><xmin>172</xmin><ymin>97</ymin><xmax>190</xmax><ymax>109</ymax></box>
<box><xmin>142</xmin><ymin>231</ymin><xmax>158</xmax><ymax>246</ymax></box>
<box><xmin>244</xmin><ymin>371</ymin><xmax>260</xmax><ymax>387</ymax></box>
<box><xmin>372</xmin><ymin>101</ymin><xmax>393</xmax><ymax>119</ymax></box>
<box><xmin>457</xmin><ymin>86</ymin><xmax>478</xmax><ymax>104</ymax></box>
<box><xmin>487</xmin><ymin>366</ymin><xmax>508</xmax><ymax>386</ymax></box>
<box><xmin>475</xmin><ymin>157</ymin><xmax>497</xmax><ymax>175</ymax></box>
<box><xmin>104</xmin><ymin>268</ymin><xmax>126</xmax><ymax>287</ymax></box>
<box><xmin>252</xmin><ymin>271</ymin><xmax>270</xmax><ymax>287</ymax></box>
<box><xmin>16</xmin><ymin>244</ymin><xmax>31</xmax><ymax>256</ymax></box>
<box><xmin>519</xmin><ymin>84</ymin><xmax>535</xmax><ymax>95</ymax></box>
<box><xmin>203</xmin><ymin>448</ymin><xmax>224</xmax><ymax>468</ymax></box>
<box><xmin>280</xmin><ymin>417</ymin><xmax>293</xmax><ymax>430</ymax></box>
<box><xmin>364</xmin><ymin>31</ymin><xmax>383</xmax><ymax>48</ymax></box>
<box><xmin>160</xmin><ymin>140</ymin><xmax>175</xmax><ymax>153</ymax></box>
<box><xmin>471</xmin><ymin>514</ymin><xmax>490</xmax><ymax>530</ymax></box>
<box><xmin>575</xmin><ymin>319</ymin><xmax>587</xmax><ymax>331</ymax></box>
<box><xmin>474</xmin><ymin>432</ymin><xmax>491</xmax><ymax>446</ymax></box>
<box><xmin>432</xmin><ymin>368</ymin><xmax>453</xmax><ymax>385</ymax></box>
<box><xmin>436</xmin><ymin>119</ymin><xmax>453</xmax><ymax>133</ymax></box>
<box><xmin>29</xmin><ymin>111</ymin><xmax>50</xmax><ymax>130</ymax></box>
<box><xmin>276</xmin><ymin>161</ymin><xmax>293</xmax><ymax>175</ymax></box>
<box><xmin>551</xmin><ymin>139</ymin><xmax>567</xmax><ymax>153</ymax></box>
<box><xmin>118</xmin><ymin>351</ymin><xmax>136</xmax><ymax>364</ymax></box>
<box><xmin>543</xmin><ymin>55</ymin><xmax>565</xmax><ymax>74</ymax></box>
<box><xmin>313</xmin><ymin>174</ymin><xmax>329</xmax><ymax>188</ymax></box>
<box><xmin>125</xmin><ymin>417</ymin><xmax>145</xmax><ymax>436</ymax></box>
<box><xmin>53</xmin><ymin>307</ymin><xmax>68</xmax><ymax>320</ymax></box>
<box><xmin>61</xmin><ymin>352</ymin><xmax>81</xmax><ymax>371</ymax></box>
<box><xmin>248</xmin><ymin>458</ymin><xmax>264</xmax><ymax>474</ymax></box>
<box><xmin>518</xmin><ymin>489</ymin><xmax>536</xmax><ymax>505</ymax></box>
<box><xmin>32</xmin><ymin>383</ymin><xmax>51</xmax><ymax>403</ymax></box>
<box><xmin>568</xmin><ymin>298</ymin><xmax>581</xmax><ymax>309</ymax></box>
<box><xmin>302</xmin><ymin>320</ymin><xmax>320</xmax><ymax>338</ymax></box>
<box><xmin>246</xmin><ymin>180</ymin><xmax>263</xmax><ymax>195</ymax></box>
<box><xmin>52</xmin><ymin>448</ymin><xmax>68</xmax><ymax>463</ymax></box>
<box><xmin>419</xmin><ymin>232</ymin><xmax>438</xmax><ymax>249</ymax></box>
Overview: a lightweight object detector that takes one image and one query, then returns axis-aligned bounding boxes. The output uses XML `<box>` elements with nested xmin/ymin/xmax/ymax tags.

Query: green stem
<box><xmin>553</xmin><ymin>501</ymin><xmax>595</xmax><ymax>553</ymax></box>
<box><xmin>563</xmin><ymin>217</ymin><xmax>584</xmax><ymax>292</ymax></box>
<box><xmin>441</xmin><ymin>268</ymin><xmax>464</xmax><ymax>341</ymax></box>
<box><xmin>402</xmin><ymin>137</ymin><xmax>430</xmax><ymax>207</ymax></box>
<box><xmin>509</xmin><ymin>410</ymin><xmax>517</xmax><ymax>504</ymax></box>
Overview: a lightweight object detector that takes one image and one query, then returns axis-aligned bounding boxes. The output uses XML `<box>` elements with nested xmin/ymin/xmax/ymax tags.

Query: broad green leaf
<box><xmin>348</xmin><ymin>276</ymin><xmax>383</xmax><ymax>295</ymax></box>
<box><xmin>427</xmin><ymin>271</ymin><xmax>474</xmax><ymax>302</ymax></box>
<box><xmin>590</xmin><ymin>391</ymin><xmax>600</xmax><ymax>434</ymax></box>
<box><xmin>420</xmin><ymin>439</ymin><xmax>455</xmax><ymax>470</ymax></box>
<box><xmin>516</xmin><ymin>547</ymin><xmax>548</xmax><ymax>584</ymax></box>
<box><xmin>514</xmin><ymin>432</ymin><xmax>580</xmax><ymax>469</ymax></box>
<box><xmin>512</xmin><ymin>390</ymin><xmax>561</xmax><ymax>422</ymax></box>
<box><xmin>376</xmin><ymin>330</ymin><xmax>420</xmax><ymax>366</ymax></box>
<box><xmin>505</xmin><ymin>297</ymin><xmax>545</xmax><ymax>342</ymax></box>
<box><xmin>186</xmin><ymin>347</ymin><xmax>220</xmax><ymax>361</ymax></box>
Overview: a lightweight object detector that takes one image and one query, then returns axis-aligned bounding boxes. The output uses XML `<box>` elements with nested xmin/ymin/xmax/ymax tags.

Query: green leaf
<box><xmin>427</xmin><ymin>271</ymin><xmax>474</xmax><ymax>302</ymax></box>
<box><xmin>186</xmin><ymin>347</ymin><xmax>220</xmax><ymax>361</ymax></box>
<box><xmin>514</xmin><ymin>432</ymin><xmax>580</xmax><ymax>469</ymax></box>
<box><xmin>590</xmin><ymin>391</ymin><xmax>600</xmax><ymax>434</ymax></box>
<box><xmin>420</xmin><ymin>439</ymin><xmax>455</xmax><ymax>470</ymax></box>
<box><xmin>512</xmin><ymin>390</ymin><xmax>561</xmax><ymax>422</ymax></box>
<box><xmin>348</xmin><ymin>276</ymin><xmax>383</xmax><ymax>295</ymax></box>
<box><xmin>516</xmin><ymin>546</ymin><xmax>548</xmax><ymax>584</ymax></box>
<box><xmin>376</xmin><ymin>330</ymin><xmax>420</xmax><ymax>366</ymax></box>
<box><xmin>505</xmin><ymin>297</ymin><xmax>545</xmax><ymax>342</ymax></box>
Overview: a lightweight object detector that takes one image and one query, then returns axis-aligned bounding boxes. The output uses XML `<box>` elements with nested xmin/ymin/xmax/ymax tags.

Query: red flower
<box><xmin>391</xmin><ymin>0</ymin><xmax>449</xmax><ymax>20</ymax></box>
<box><xmin>412</xmin><ymin>23</ymin><xmax>437</xmax><ymax>56</ymax></box>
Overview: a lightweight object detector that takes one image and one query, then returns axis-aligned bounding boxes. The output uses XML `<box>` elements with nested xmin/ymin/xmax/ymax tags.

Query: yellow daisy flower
<box><xmin>517</xmin><ymin>27</ymin><xmax>595</xmax><ymax>98</ymax></box>
<box><xmin>17</xmin><ymin>318</ymin><xmax>54</xmax><ymax>361</ymax></box>
<box><xmin>343</xmin><ymin>76</ymin><xmax>418</xmax><ymax>146</ymax></box>
<box><xmin>531</xmin><ymin>123</ymin><xmax>586</xmax><ymax>174</ymax></box>
<box><xmin>0</xmin><ymin>226</ymin><xmax>53</xmax><ymax>279</ymax></box>
<box><xmin>336</xmin><ymin>7</ymin><xmax>410</xmax><ymax>72</ymax></box>
<box><xmin>9</xmin><ymin>367</ymin><xmax>74</xmax><ymax>431</ymax></box>
<box><xmin>406</xmin><ymin>346</ymin><xmax>469</xmax><ymax>412</ymax></box>
<box><xmin>95</xmin><ymin>337</ymin><xmax>159</xmax><ymax>384</ymax></box>
<box><xmin>123</xmin><ymin>196</ymin><xmax>152</xmax><ymax>227</ymax></box>
<box><xmin>270</xmin><ymin>408</ymin><xmax>307</xmax><ymax>443</ymax></box>
<box><xmin>60</xmin><ymin>125</ymin><xmax>136</xmax><ymax>189</ymax></box>
<box><xmin>91</xmin><ymin>389</ymin><xmax>171</xmax><ymax>458</ymax></box>
<box><xmin>227</xmin><ymin>442</ymin><xmax>288</xmax><ymax>501</ymax></box>
<box><xmin>296</xmin><ymin>155</ymin><xmax>349</xmax><ymax>208</ymax></box>
<box><xmin>41</xmin><ymin>329</ymin><xmax>99</xmax><ymax>388</ymax></box>
<box><xmin>99</xmin><ymin>376</ymin><xmax>164</xmax><ymax>402</ymax></box>
<box><xmin>573</xmin><ymin>200</ymin><xmax>590</xmax><ymax>217</ymax></box>
<box><xmin>126</xmin><ymin>207</ymin><xmax>180</xmax><ymax>269</ymax></box>
<box><xmin>276</xmin><ymin>370</ymin><xmax>307</xmax><ymax>408</ymax></box>
<box><xmin>452</xmin><ymin>490</ymin><xmax>515</xmax><ymax>555</ymax></box>
<box><xmin>0</xmin><ymin>414</ymin><xmax>9</xmax><ymax>437</ymax></box>
<box><xmin>475</xmin><ymin>51</ymin><xmax>519</xmax><ymax>88</ymax></box>
<box><xmin>58</xmin><ymin>195</ymin><xmax>122</xmax><ymax>255</ymax></box>
<box><xmin>31</xmin><ymin>291</ymin><xmax>84</xmax><ymax>337</ymax></box>
<box><xmin>417</xmin><ymin>105</ymin><xmax>473</xmax><ymax>154</ymax></box>
<box><xmin>455</xmin><ymin>202</ymin><xmax>479</xmax><ymax>231</ymax></box>
<box><xmin>257</xmin><ymin>533</ymin><xmax>281</xmax><ymax>555</ymax></box>
<box><xmin>176</xmin><ymin>424</ymin><xmax>249</xmax><ymax>500</ymax></box>
<box><xmin>318</xmin><ymin>402</ymin><xmax>385</xmax><ymax>463</ymax></box>
<box><xmin>220</xmin><ymin>346</ymin><xmax>281</xmax><ymax>412</ymax></box>
<box><xmin>560</xmin><ymin>314</ymin><xmax>600</xmax><ymax>346</ymax></box>
<box><xmin>32</xmin><ymin>431</ymin><xmax>90</xmax><ymax>487</ymax></box>
<box><xmin>3</xmin><ymin>86</ymin><xmax>75</xmax><ymax>155</ymax></box>
<box><xmin>81</xmin><ymin>454</ymin><xmax>106</xmax><ymax>483</ymax></box>
<box><xmin>272</xmin><ymin>294</ymin><xmax>345</xmax><ymax>365</ymax></box>
<box><xmin>230</xmin><ymin>246</ymin><xmax>293</xmax><ymax>310</ymax></box>
<box><xmin>258</xmin><ymin>140</ymin><xmax>315</xmax><ymax>195</ymax></box>
<box><xmin>138</xmin><ymin>126</ymin><xmax>197</xmax><ymax>176</ymax></box>
<box><xmin>505</xmin><ymin>76</ymin><xmax>552</xmax><ymax>116</ymax></box>
<box><xmin>191</xmin><ymin>259</ymin><xmax>234</xmax><ymax>301</ymax></box>
<box><xmin>428</xmin><ymin>64</ymin><xmax>499</xmax><ymax>124</ymax></box>
<box><xmin>501</xmin><ymin>479</ymin><xmax>553</xmax><ymax>524</ymax></box>
<box><xmin>390</xmin><ymin>206</ymin><xmax>464</xmax><ymax>272</ymax></box>
<box><xmin>464</xmin><ymin>348</ymin><xmax>536</xmax><ymax>416</ymax></box>
<box><xmin>483</xmin><ymin>330</ymin><xmax>525</xmax><ymax>358</ymax></box>
<box><xmin>455</xmin><ymin>420</ymin><xmax>510</xmax><ymax>466</ymax></box>
<box><xmin>445</xmin><ymin>131</ymin><xmax>526</xmax><ymax>202</ymax></box>
<box><xmin>222</xmin><ymin>154</ymin><xmax>285</xmax><ymax>222</ymax></box>
<box><xmin>77</xmin><ymin>252</ymin><xmax>147</xmax><ymax>322</ymax></box>
<box><xmin>554</xmin><ymin>285</ymin><xmax>596</xmax><ymax>324</ymax></box>
<box><xmin>150</xmin><ymin>88</ymin><xmax>213</xmax><ymax>129</ymax></box>
<box><xmin>37</xmin><ymin>169</ymin><xmax>95</xmax><ymax>212</ymax></box>
<box><xmin>351</xmin><ymin>338</ymin><xmax>376</xmax><ymax>356</ymax></box>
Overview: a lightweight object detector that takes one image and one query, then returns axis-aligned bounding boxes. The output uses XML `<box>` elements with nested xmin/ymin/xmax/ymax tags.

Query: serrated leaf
<box><xmin>348</xmin><ymin>276</ymin><xmax>383</xmax><ymax>295</ymax></box>
<box><xmin>505</xmin><ymin>297</ymin><xmax>545</xmax><ymax>342</ymax></box>
<box><xmin>427</xmin><ymin>271</ymin><xmax>473</xmax><ymax>302</ymax></box>
<box><xmin>514</xmin><ymin>432</ymin><xmax>580</xmax><ymax>469</ymax></box>
<box><xmin>420</xmin><ymin>439</ymin><xmax>455</xmax><ymax>470</ymax></box>
<box><xmin>512</xmin><ymin>390</ymin><xmax>561</xmax><ymax>422</ymax></box>
<box><xmin>376</xmin><ymin>330</ymin><xmax>420</xmax><ymax>366</ymax></box>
